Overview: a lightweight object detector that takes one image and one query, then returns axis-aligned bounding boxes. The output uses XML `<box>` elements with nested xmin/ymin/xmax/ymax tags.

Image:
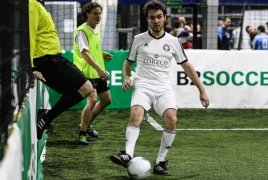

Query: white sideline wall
<box><xmin>171</xmin><ymin>50</ymin><xmax>268</xmax><ymax>109</ymax></box>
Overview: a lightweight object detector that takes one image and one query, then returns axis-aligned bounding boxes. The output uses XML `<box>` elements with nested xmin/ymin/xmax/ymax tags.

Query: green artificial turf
<box><xmin>43</xmin><ymin>109</ymin><xmax>268</xmax><ymax>180</ymax></box>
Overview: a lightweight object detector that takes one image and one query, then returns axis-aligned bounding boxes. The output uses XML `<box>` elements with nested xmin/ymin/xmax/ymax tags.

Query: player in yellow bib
<box><xmin>29</xmin><ymin>0</ymin><xmax>93</xmax><ymax>140</ymax></box>
<box><xmin>73</xmin><ymin>2</ymin><xmax>113</xmax><ymax>145</ymax></box>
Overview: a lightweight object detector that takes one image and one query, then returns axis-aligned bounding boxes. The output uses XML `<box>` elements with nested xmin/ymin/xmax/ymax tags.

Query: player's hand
<box><xmin>122</xmin><ymin>79</ymin><xmax>132</xmax><ymax>92</ymax></box>
<box><xmin>98</xmin><ymin>69</ymin><xmax>109</xmax><ymax>81</ymax></box>
<box><xmin>103</xmin><ymin>52</ymin><xmax>113</xmax><ymax>62</ymax></box>
<box><xmin>33</xmin><ymin>71</ymin><xmax>46</xmax><ymax>82</ymax></box>
<box><xmin>200</xmin><ymin>92</ymin><xmax>209</xmax><ymax>108</ymax></box>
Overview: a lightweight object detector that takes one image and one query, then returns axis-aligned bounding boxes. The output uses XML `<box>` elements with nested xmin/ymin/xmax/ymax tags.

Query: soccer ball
<box><xmin>127</xmin><ymin>157</ymin><xmax>151</xmax><ymax>180</ymax></box>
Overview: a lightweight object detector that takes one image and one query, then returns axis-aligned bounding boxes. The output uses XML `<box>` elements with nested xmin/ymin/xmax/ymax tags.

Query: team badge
<box><xmin>163</xmin><ymin>43</ymin><xmax>170</xmax><ymax>51</ymax></box>
<box><xmin>154</xmin><ymin>54</ymin><xmax>159</xmax><ymax>58</ymax></box>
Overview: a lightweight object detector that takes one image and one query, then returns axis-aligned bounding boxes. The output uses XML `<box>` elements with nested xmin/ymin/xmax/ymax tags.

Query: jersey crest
<box><xmin>163</xmin><ymin>43</ymin><xmax>170</xmax><ymax>51</ymax></box>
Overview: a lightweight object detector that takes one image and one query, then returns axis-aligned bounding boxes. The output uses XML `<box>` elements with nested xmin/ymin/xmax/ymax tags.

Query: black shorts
<box><xmin>33</xmin><ymin>54</ymin><xmax>88</xmax><ymax>94</ymax></box>
<box><xmin>89</xmin><ymin>78</ymin><xmax>109</xmax><ymax>94</ymax></box>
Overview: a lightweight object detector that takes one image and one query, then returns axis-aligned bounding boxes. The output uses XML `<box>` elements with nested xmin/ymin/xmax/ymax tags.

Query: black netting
<box><xmin>0</xmin><ymin>0</ymin><xmax>32</xmax><ymax>160</ymax></box>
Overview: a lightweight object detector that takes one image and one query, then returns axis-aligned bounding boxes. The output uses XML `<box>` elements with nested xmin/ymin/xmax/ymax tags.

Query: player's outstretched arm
<box><xmin>181</xmin><ymin>61</ymin><xmax>209</xmax><ymax>108</ymax></box>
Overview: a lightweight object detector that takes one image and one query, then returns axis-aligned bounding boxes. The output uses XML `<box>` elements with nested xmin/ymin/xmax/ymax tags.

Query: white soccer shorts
<box><xmin>131</xmin><ymin>85</ymin><xmax>177</xmax><ymax>117</ymax></box>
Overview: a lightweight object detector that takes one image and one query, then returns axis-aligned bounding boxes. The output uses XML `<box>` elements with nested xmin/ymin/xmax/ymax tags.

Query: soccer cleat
<box><xmin>78</xmin><ymin>125</ymin><xmax>99</xmax><ymax>137</ymax></box>
<box><xmin>37</xmin><ymin>109</ymin><xmax>49</xmax><ymax>140</ymax></box>
<box><xmin>153</xmin><ymin>160</ymin><xmax>171</xmax><ymax>176</ymax></box>
<box><xmin>109</xmin><ymin>150</ymin><xmax>132</xmax><ymax>168</ymax></box>
<box><xmin>76</xmin><ymin>132</ymin><xmax>89</xmax><ymax>145</ymax></box>
<box><xmin>87</xmin><ymin>126</ymin><xmax>99</xmax><ymax>137</ymax></box>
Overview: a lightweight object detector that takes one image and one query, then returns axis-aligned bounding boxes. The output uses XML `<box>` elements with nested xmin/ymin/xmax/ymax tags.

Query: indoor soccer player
<box><xmin>109</xmin><ymin>0</ymin><xmax>209</xmax><ymax>176</ymax></box>
<box><xmin>73</xmin><ymin>2</ymin><xmax>113</xmax><ymax>144</ymax></box>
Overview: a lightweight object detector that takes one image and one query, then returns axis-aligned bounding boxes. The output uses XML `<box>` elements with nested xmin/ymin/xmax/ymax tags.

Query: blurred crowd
<box><xmin>165</xmin><ymin>15</ymin><xmax>268</xmax><ymax>50</ymax></box>
<box><xmin>164</xmin><ymin>15</ymin><xmax>202</xmax><ymax>50</ymax></box>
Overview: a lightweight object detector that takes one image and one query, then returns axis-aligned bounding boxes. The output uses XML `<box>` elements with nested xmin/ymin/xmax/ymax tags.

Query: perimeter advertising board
<box><xmin>50</xmin><ymin>50</ymin><xmax>268</xmax><ymax>109</ymax></box>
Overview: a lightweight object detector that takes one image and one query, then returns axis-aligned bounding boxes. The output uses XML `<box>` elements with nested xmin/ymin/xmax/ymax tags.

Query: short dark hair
<box><xmin>245</xmin><ymin>25</ymin><xmax>251</xmax><ymax>32</ymax></box>
<box><xmin>257</xmin><ymin>25</ymin><xmax>265</xmax><ymax>32</ymax></box>
<box><xmin>172</xmin><ymin>21</ymin><xmax>181</xmax><ymax>29</ymax></box>
<box><xmin>222</xmin><ymin>16</ymin><xmax>230</xmax><ymax>22</ymax></box>
<box><xmin>82</xmin><ymin>2</ymin><xmax>102</xmax><ymax>20</ymax></box>
<box><xmin>143</xmin><ymin>0</ymin><xmax>167</xmax><ymax>19</ymax></box>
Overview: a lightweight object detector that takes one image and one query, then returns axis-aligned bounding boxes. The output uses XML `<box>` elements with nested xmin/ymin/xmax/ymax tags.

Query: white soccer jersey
<box><xmin>127</xmin><ymin>31</ymin><xmax>188</xmax><ymax>85</ymax></box>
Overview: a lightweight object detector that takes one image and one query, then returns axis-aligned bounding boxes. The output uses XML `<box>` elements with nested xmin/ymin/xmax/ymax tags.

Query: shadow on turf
<box><xmin>47</xmin><ymin>140</ymin><xmax>94</xmax><ymax>149</ymax></box>
<box><xmin>103</xmin><ymin>176</ymin><xmax>131</xmax><ymax>180</ymax></box>
<box><xmin>178</xmin><ymin>174</ymin><xmax>199</xmax><ymax>179</ymax></box>
<box><xmin>103</xmin><ymin>174</ymin><xmax>200</xmax><ymax>180</ymax></box>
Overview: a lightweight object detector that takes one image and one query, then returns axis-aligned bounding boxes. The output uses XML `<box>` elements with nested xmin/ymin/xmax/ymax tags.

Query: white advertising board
<box><xmin>171</xmin><ymin>50</ymin><xmax>268</xmax><ymax>108</ymax></box>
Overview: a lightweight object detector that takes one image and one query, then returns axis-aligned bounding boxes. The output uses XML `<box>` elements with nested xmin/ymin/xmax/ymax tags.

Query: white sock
<box><xmin>126</xmin><ymin>124</ymin><xmax>140</xmax><ymax>158</ymax></box>
<box><xmin>156</xmin><ymin>129</ymin><xmax>176</xmax><ymax>164</ymax></box>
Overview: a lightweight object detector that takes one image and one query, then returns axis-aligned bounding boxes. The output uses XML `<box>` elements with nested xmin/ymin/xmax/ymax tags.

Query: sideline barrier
<box><xmin>58</xmin><ymin>50</ymin><xmax>268</xmax><ymax>109</ymax></box>
<box><xmin>0</xmin><ymin>80</ymin><xmax>50</xmax><ymax>180</ymax></box>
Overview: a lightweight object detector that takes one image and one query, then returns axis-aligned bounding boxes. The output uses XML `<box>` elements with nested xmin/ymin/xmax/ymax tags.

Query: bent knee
<box><xmin>88</xmin><ymin>97</ymin><xmax>97</xmax><ymax>105</ymax></box>
<box><xmin>130</xmin><ymin>110</ymin><xmax>143</xmax><ymax>122</ymax></box>
<box><xmin>79</xmin><ymin>81</ymin><xmax>93</xmax><ymax>98</ymax></box>
<box><xmin>165</xmin><ymin>116</ymin><xmax>177</xmax><ymax>125</ymax></box>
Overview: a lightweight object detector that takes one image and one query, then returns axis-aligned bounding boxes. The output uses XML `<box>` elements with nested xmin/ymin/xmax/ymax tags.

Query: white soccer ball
<box><xmin>127</xmin><ymin>157</ymin><xmax>151</xmax><ymax>180</ymax></box>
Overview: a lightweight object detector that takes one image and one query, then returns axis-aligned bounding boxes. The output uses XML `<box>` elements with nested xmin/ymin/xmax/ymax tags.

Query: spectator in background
<box><xmin>176</xmin><ymin>17</ymin><xmax>193</xmax><ymax>49</ymax></box>
<box><xmin>189</xmin><ymin>22</ymin><xmax>193</xmax><ymax>32</ymax></box>
<box><xmin>171</xmin><ymin>20</ymin><xmax>180</xmax><ymax>37</ymax></box>
<box><xmin>196</xmin><ymin>24</ymin><xmax>202</xmax><ymax>49</ymax></box>
<box><xmin>246</xmin><ymin>25</ymin><xmax>258</xmax><ymax>49</ymax></box>
<box><xmin>217</xmin><ymin>16</ymin><xmax>231</xmax><ymax>50</ymax></box>
<box><xmin>171</xmin><ymin>20</ymin><xmax>193</xmax><ymax>49</ymax></box>
<box><xmin>252</xmin><ymin>25</ymin><xmax>268</xmax><ymax>50</ymax></box>
<box><xmin>164</xmin><ymin>15</ymin><xmax>172</xmax><ymax>33</ymax></box>
<box><xmin>232</xmin><ymin>21</ymin><xmax>242</xmax><ymax>50</ymax></box>
<box><xmin>218</xmin><ymin>20</ymin><xmax>223</xmax><ymax>27</ymax></box>
<box><xmin>178</xmin><ymin>16</ymin><xmax>191</xmax><ymax>32</ymax></box>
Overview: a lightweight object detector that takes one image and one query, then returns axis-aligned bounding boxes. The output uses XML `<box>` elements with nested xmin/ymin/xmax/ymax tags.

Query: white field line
<box><xmin>175</xmin><ymin>128</ymin><xmax>268</xmax><ymax>131</ymax></box>
<box><xmin>145</xmin><ymin>114</ymin><xmax>268</xmax><ymax>131</ymax></box>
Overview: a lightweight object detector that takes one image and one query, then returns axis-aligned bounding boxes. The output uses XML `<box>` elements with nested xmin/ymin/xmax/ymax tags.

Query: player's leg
<box><xmin>153</xmin><ymin>109</ymin><xmax>176</xmax><ymax>176</ymax></box>
<box><xmin>153</xmin><ymin>89</ymin><xmax>177</xmax><ymax>176</ymax></box>
<box><xmin>35</xmin><ymin>55</ymin><xmax>93</xmax><ymax>140</ymax></box>
<box><xmin>90</xmin><ymin>90</ymin><xmax>111</xmax><ymax>123</ymax></box>
<box><xmin>77</xmin><ymin>88</ymin><xmax>97</xmax><ymax>144</ymax></box>
<box><xmin>81</xmin><ymin>89</ymin><xmax>97</xmax><ymax>131</ymax></box>
<box><xmin>126</xmin><ymin>105</ymin><xmax>145</xmax><ymax>157</ymax></box>
<box><xmin>110</xmin><ymin>87</ymin><xmax>151</xmax><ymax>167</ymax></box>
<box><xmin>85</xmin><ymin>80</ymin><xmax>111</xmax><ymax>137</ymax></box>
<box><xmin>109</xmin><ymin>105</ymin><xmax>145</xmax><ymax>167</ymax></box>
